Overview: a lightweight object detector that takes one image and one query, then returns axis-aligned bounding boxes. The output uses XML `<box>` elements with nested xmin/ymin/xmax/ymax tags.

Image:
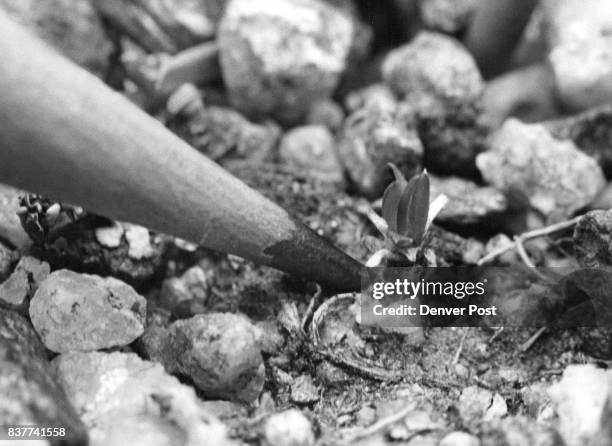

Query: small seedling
<box><xmin>366</xmin><ymin>164</ymin><xmax>448</xmax><ymax>267</ymax></box>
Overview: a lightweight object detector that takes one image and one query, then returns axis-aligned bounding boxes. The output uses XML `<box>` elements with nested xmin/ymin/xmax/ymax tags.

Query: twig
<box><xmin>478</xmin><ymin>216</ymin><xmax>582</xmax><ymax>265</ymax></box>
<box><xmin>340</xmin><ymin>402</ymin><xmax>418</xmax><ymax>444</ymax></box>
<box><xmin>488</xmin><ymin>327</ymin><xmax>504</xmax><ymax>343</ymax></box>
<box><xmin>519</xmin><ymin>326</ymin><xmax>547</xmax><ymax>352</ymax></box>
<box><xmin>452</xmin><ymin>327</ymin><xmax>470</xmax><ymax>365</ymax></box>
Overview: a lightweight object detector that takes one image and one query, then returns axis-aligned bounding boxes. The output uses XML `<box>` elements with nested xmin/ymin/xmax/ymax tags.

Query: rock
<box><xmin>345</xmin><ymin>83</ymin><xmax>397</xmax><ymax>113</ymax></box>
<box><xmin>520</xmin><ymin>383</ymin><xmax>551</xmax><ymax>419</ymax></box>
<box><xmin>306</xmin><ymin>99</ymin><xmax>345</xmax><ymax>132</ymax></box>
<box><xmin>419</xmin><ymin>0</ymin><xmax>479</xmax><ymax>34</ymax></box>
<box><xmin>95</xmin><ymin>221</ymin><xmax>124</xmax><ymax>248</ymax></box>
<box><xmin>545</xmin><ymin>104</ymin><xmax>612</xmax><ymax>179</ymax></box>
<box><xmin>549</xmin><ymin>364</ymin><xmax>612</xmax><ymax>446</ymax></box>
<box><xmin>458</xmin><ymin>386</ymin><xmax>506</xmax><ymax>427</ymax></box>
<box><xmin>0</xmin><ymin>0</ymin><xmax>114</xmax><ymax>76</ymax></box>
<box><xmin>573</xmin><ymin>210</ymin><xmax>612</xmax><ymax>270</ymax></box>
<box><xmin>0</xmin><ymin>241</ymin><xmax>14</xmax><ymax>281</ymax></box>
<box><xmin>217</xmin><ymin>0</ymin><xmax>355</xmax><ymax>124</ymax></box>
<box><xmin>29</xmin><ymin>270</ymin><xmax>146</xmax><ymax>352</ymax></box>
<box><xmin>439</xmin><ymin>431</ymin><xmax>480</xmax><ymax>446</ymax></box>
<box><xmin>0</xmin><ymin>256</ymin><xmax>49</xmax><ymax>312</ymax></box>
<box><xmin>430</xmin><ymin>175</ymin><xmax>507</xmax><ymax>225</ymax></box>
<box><xmin>338</xmin><ymin>98</ymin><xmax>423</xmax><ymax>198</ymax></box>
<box><xmin>148</xmin><ymin>313</ymin><xmax>265</xmax><ymax>402</ymax></box>
<box><xmin>264</xmin><ymin>409</ymin><xmax>315</xmax><ymax>446</ymax></box>
<box><xmin>543</xmin><ymin>0</ymin><xmax>612</xmax><ymax>110</ymax></box>
<box><xmin>383</xmin><ymin>31</ymin><xmax>483</xmax><ymax>107</ymax></box>
<box><xmin>483</xmin><ymin>63</ymin><xmax>558</xmax><ymax>129</ymax></box>
<box><xmin>0</xmin><ymin>183</ymin><xmax>30</xmax><ymax>248</ymax></box>
<box><xmin>279</xmin><ymin>125</ymin><xmax>344</xmax><ymax>184</ymax></box>
<box><xmin>479</xmin><ymin>416</ymin><xmax>563</xmax><ymax>446</ymax></box>
<box><xmin>53</xmin><ymin>351</ymin><xmax>235</xmax><ymax>446</ymax></box>
<box><xmin>0</xmin><ymin>309</ymin><xmax>88</xmax><ymax>445</ymax></box>
<box><xmin>159</xmin><ymin>264</ymin><xmax>210</xmax><ymax>317</ymax></box>
<box><xmin>477</xmin><ymin>119</ymin><xmax>606</xmax><ymax>221</ymax></box>
<box><xmin>92</xmin><ymin>0</ymin><xmax>224</xmax><ymax>53</ymax></box>
<box><xmin>290</xmin><ymin>374</ymin><xmax>320</xmax><ymax>404</ymax></box>
<box><xmin>176</xmin><ymin>105</ymin><xmax>280</xmax><ymax>161</ymax></box>
<box><xmin>123</xmin><ymin>223</ymin><xmax>155</xmax><ymax>259</ymax></box>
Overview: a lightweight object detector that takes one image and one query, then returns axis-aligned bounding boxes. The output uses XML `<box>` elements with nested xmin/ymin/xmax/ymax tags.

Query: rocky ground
<box><xmin>2</xmin><ymin>0</ymin><xmax>612</xmax><ymax>445</ymax></box>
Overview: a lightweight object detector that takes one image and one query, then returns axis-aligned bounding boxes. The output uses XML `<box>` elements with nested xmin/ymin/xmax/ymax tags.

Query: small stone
<box><xmin>279</xmin><ymin>125</ymin><xmax>343</xmax><ymax>184</ymax></box>
<box><xmin>95</xmin><ymin>222</ymin><xmax>124</xmax><ymax>248</ymax></box>
<box><xmin>53</xmin><ymin>351</ymin><xmax>235</xmax><ymax>446</ymax></box>
<box><xmin>306</xmin><ymin>99</ymin><xmax>345</xmax><ymax>132</ymax></box>
<box><xmin>0</xmin><ymin>242</ymin><xmax>14</xmax><ymax>281</ymax></box>
<box><xmin>520</xmin><ymin>383</ymin><xmax>551</xmax><ymax>418</ymax></box>
<box><xmin>439</xmin><ymin>431</ymin><xmax>480</xmax><ymax>446</ymax></box>
<box><xmin>430</xmin><ymin>175</ymin><xmax>507</xmax><ymax>225</ymax></box>
<box><xmin>159</xmin><ymin>264</ymin><xmax>210</xmax><ymax>317</ymax></box>
<box><xmin>477</xmin><ymin>119</ymin><xmax>606</xmax><ymax>221</ymax></box>
<box><xmin>484</xmin><ymin>393</ymin><xmax>508</xmax><ymax>421</ymax></box>
<box><xmin>124</xmin><ymin>224</ymin><xmax>155</xmax><ymax>259</ymax></box>
<box><xmin>217</xmin><ymin>0</ymin><xmax>355</xmax><ymax>124</ymax></box>
<box><xmin>457</xmin><ymin>386</ymin><xmax>494</xmax><ymax>426</ymax></box>
<box><xmin>543</xmin><ymin>0</ymin><xmax>612</xmax><ymax>110</ymax></box>
<box><xmin>549</xmin><ymin>364</ymin><xmax>612</xmax><ymax>446</ymax></box>
<box><xmin>483</xmin><ymin>234</ymin><xmax>519</xmax><ymax>265</ymax></box>
<box><xmin>29</xmin><ymin>270</ymin><xmax>146</xmax><ymax>353</ymax></box>
<box><xmin>1</xmin><ymin>0</ymin><xmax>114</xmax><ymax>76</ymax></box>
<box><xmin>92</xmin><ymin>0</ymin><xmax>222</xmax><ymax>53</ymax></box>
<box><xmin>0</xmin><ymin>184</ymin><xmax>30</xmax><ymax>248</ymax></box>
<box><xmin>265</xmin><ymin>409</ymin><xmax>315</xmax><ymax>446</ymax></box>
<box><xmin>0</xmin><ymin>256</ymin><xmax>49</xmax><ymax>311</ymax></box>
<box><xmin>338</xmin><ymin>98</ymin><xmax>423</xmax><ymax>197</ymax></box>
<box><xmin>545</xmin><ymin>105</ymin><xmax>612</xmax><ymax>178</ymax></box>
<box><xmin>316</xmin><ymin>361</ymin><xmax>350</xmax><ymax>385</ymax></box>
<box><xmin>383</xmin><ymin>31</ymin><xmax>483</xmax><ymax>107</ymax></box>
<box><xmin>419</xmin><ymin>0</ymin><xmax>479</xmax><ymax>34</ymax></box>
<box><xmin>153</xmin><ymin>313</ymin><xmax>264</xmax><ymax>402</ymax></box>
<box><xmin>0</xmin><ymin>309</ymin><xmax>88</xmax><ymax>445</ymax></box>
<box><xmin>290</xmin><ymin>374</ymin><xmax>320</xmax><ymax>404</ymax></box>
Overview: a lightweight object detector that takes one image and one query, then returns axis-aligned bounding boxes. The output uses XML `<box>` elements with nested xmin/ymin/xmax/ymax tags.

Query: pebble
<box><xmin>439</xmin><ymin>431</ymin><xmax>480</xmax><ymax>446</ymax></box>
<box><xmin>545</xmin><ymin>104</ymin><xmax>612</xmax><ymax>178</ymax></box>
<box><xmin>338</xmin><ymin>98</ymin><xmax>423</xmax><ymax>198</ymax></box>
<box><xmin>419</xmin><ymin>0</ymin><xmax>479</xmax><ymax>34</ymax></box>
<box><xmin>430</xmin><ymin>175</ymin><xmax>507</xmax><ymax>225</ymax></box>
<box><xmin>92</xmin><ymin>0</ymin><xmax>221</xmax><ymax>53</ymax></box>
<box><xmin>573</xmin><ymin>210</ymin><xmax>612</xmax><ymax>271</ymax></box>
<box><xmin>159</xmin><ymin>264</ymin><xmax>210</xmax><ymax>317</ymax></box>
<box><xmin>95</xmin><ymin>222</ymin><xmax>124</xmax><ymax>248</ymax></box>
<box><xmin>29</xmin><ymin>270</ymin><xmax>146</xmax><ymax>353</ymax></box>
<box><xmin>483</xmin><ymin>234</ymin><xmax>519</xmax><ymax>265</ymax></box>
<box><xmin>0</xmin><ymin>184</ymin><xmax>31</xmax><ymax>248</ymax></box>
<box><xmin>147</xmin><ymin>313</ymin><xmax>265</xmax><ymax>403</ymax></box>
<box><xmin>217</xmin><ymin>0</ymin><xmax>355</xmax><ymax>124</ymax></box>
<box><xmin>477</xmin><ymin>119</ymin><xmax>605</xmax><ymax>222</ymax></box>
<box><xmin>382</xmin><ymin>31</ymin><xmax>483</xmax><ymax>106</ymax></box>
<box><xmin>0</xmin><ymin>309</ymin><xmax>87</xmax><ymax>445</ymax></box>
<box><xmin>290</xmin><ymin>374</ymin><xmax>320</xmax><ymax>404</ymax></box>
<box><xmin>458</xmin><ymin>386</ymin><xmax>505</xmax><ymax>427</ymax></box>
<box><xmin>0</xmin><ymin>241</ymin><xmax>14</xmax><ymax>281</ymax></box>
<box><xmin>124</xmin><ymin>223</ymin><xmax>155</xmax><ymax>259</ymax></box>
<box><xmin>53</xmin><ymin>351</ymin><xmax>235</xmax><ymax>446</ymax></box>
<box><xmin>279</xmin><ymin>125</ymin><xmax>344</xmax><ymax>184</ymax></box>
<box><xmin>549</xmin><ymin>364</ymin><xmax>612</xmax><ymax>446</ymax></box>
<box><xmin>1</xmin><ymin>0</ymin><xmax>114</xmax><ymax>76</ymax></box>
<box><xmin>264</xmin><ymin>409</ymin><xmax>315</xmax><ymax>446</ymax></box>
<box><xmin>543</xmin><ymin>0</ymin><xmax>612</xmax><ymax>110</ymax></box>
<box><xmin>306</xmin><ymin>99</ymin><xmax>345</xmax><ymax>132</ymax></box>
<box><xmin>0</xmin><ymin>256</ymin><xmax>49</xmax><ymax>312</ymax></box>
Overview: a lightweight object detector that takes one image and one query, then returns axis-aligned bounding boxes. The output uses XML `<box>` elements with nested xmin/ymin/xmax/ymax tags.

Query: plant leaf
<box><xmin>381</xmin><ymin>164</ymin><xmax>408</xmax><ymax>233</ymax></box>
<box><xmin>397</xmin><ymin>171</ymin><xmax>430</xmax><ymax>244</ymax></box>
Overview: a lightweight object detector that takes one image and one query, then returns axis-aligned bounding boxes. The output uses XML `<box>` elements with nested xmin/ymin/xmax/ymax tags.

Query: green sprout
<box><xmin>366</xmin><ymin>164</ymin><xmax>448</xmax><ymax>267</ymax></box>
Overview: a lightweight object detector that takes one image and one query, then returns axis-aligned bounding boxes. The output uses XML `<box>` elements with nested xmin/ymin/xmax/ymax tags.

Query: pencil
<box><xmin>0</xmin><ymin>11</ymin><xmax>363</xmax><ymax>292</ymax></box>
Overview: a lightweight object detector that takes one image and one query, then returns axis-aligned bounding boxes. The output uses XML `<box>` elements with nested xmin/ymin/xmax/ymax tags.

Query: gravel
<box><xmin>29</xmin><ymin>270</ymin><xmax>146</xmax><ymax>352</ymax></box>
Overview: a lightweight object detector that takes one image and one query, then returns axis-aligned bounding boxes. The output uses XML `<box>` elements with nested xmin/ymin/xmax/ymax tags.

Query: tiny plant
<box><xmin>366</xmin><ymin>164</ymin><xmax>448</xmax><ymax>267</ymax></box>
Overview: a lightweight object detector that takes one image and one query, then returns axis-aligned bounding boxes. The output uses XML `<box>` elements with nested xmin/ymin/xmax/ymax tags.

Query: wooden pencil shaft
<box><xmin>0</xmin><ymin>12</ymin><xmax>362</xmax><ymax>291</ymax></box>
